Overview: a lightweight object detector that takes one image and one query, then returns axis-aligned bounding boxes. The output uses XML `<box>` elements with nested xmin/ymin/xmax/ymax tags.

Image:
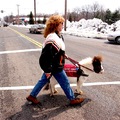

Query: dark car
<box><xmin>107</xmin><ymin>31</ymin><xmax>120</xmax><ymax>44</ymax></box>
<box><xmin>29</xmin><ymin>24</ymin><xmax>45</xmax><ymax>34</ymax></box>
<box><xmin>3</xmin><ymin>23</ymin><xmax>9</xmax><ymax>27</ymax></box>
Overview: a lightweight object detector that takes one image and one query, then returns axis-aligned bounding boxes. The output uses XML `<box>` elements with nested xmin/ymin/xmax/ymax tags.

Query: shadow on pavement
<box><xmin>6</xmin><ymin>94</ymin><xmax>91</xmax><ymax>120</ymax></box>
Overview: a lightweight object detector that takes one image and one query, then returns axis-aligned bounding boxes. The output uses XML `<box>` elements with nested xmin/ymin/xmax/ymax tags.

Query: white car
<box><xmin>29</xmin><ymin>24</ymin><xmax>45</xmax><ymax>34</ymax></box>
<box><xmin>107</xmin><ymin>31</ymin><xmax>120</xmax><ymax>44</ymax></box>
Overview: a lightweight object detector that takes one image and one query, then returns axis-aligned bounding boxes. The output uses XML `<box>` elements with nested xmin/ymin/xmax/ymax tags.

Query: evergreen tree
<box><xmin>29</xmin><ymin>11</ymin><xmax>34</xmax><ymax>24</ymax></box>
<box><xmin>111</xmin><ymin>10</ymin><xmax>120</xmax><ymax>23</ymax></box>
<box><xmin>105</xmin><ymin>9</ymin><xmax>112</xmax><ymax>24</ymax></box>
<box><xmin>43</xmin><ymin>15</ymin><xmax>47</xmax><ymax>24</ymax></box>
<box><xmin>37</xmin><ymin>19</ymin><xmax>42</xmax><ymax>24</ymax></box>
<box><xmin>68</xmin><ymin>13</ymin><xmax>73</xmax><ymax>22</ymax></box>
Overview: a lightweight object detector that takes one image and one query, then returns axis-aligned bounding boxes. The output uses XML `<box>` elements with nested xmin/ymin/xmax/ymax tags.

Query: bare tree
<box><xmin>91</xmin><ymin>2</ymin><xmax>101</xmax><ymax>18</ymax></box>
<box><xmin>81</xmin><ymin>5</ymin><xmax>92</xmax><ymax>19</ymax></box>
<box><xmin>72</xmin><ymin>7</ymin><xmax>81</xmax><ymax>20</ymax></box>
<box><xmin>68</xmin><ymin>2</ymin><xmax>105</xmax><ymax>21</ymax></box>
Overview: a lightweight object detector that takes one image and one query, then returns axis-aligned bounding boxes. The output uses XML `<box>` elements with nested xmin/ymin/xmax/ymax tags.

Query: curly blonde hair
<box><xmin>43</xmin><ymin>15</ymin><xmax>65</xmax><ymax>38</ymax></box>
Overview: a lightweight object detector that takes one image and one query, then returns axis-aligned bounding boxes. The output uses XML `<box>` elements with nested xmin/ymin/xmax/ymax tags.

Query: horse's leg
<box><xmin>49</xmin><ymin>83</ymin><xmax>54</xmax><ymax>96</ymax></box>
<box><xmin>49</xmin><ymin>77</ymin><xmax>58</xmax><ymax>96</ymax></box>
<box><xmin>77</xmin><ymin>76</ymin><xmax>88</xmax><ymax>94</ymax></box>
<box><xmin>76</xmin><ymin>77</ymin><xmax>84</xmax><ymax>94</ymax></box>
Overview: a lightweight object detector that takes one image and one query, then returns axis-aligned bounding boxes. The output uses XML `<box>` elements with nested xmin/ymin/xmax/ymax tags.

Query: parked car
<box><xmin>29</xmin><ymin>24</ymin><xmax>45</xmax><ymax>34</ymax></box>
<box><xmin>3</xmin><ymin>23</ymin><xmax>9</xmax><ymax>27</ymax></box>
<box><xmin>107</xmin><ymin>31</ymin><xmax>120</xmax><ymax>44</ymax></box>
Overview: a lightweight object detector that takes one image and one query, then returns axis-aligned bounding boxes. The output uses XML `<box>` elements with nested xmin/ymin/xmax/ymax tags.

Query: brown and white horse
<box><xmin>44</xmin><ymin>55</ymin><xmax>104</xmax><ymax>96</ymax></box>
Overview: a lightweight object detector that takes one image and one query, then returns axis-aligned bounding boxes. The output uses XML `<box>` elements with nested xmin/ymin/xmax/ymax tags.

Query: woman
<box><xmin>26</xmin><ymin>15</ymin><xmax>85</xmax><ymax>105</ymax></box>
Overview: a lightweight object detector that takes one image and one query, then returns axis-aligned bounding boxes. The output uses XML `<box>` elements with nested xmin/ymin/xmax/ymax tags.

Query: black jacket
<box><xmin>39</xmin><ymin>33</ymin><xmax>65</xmax><ymax>73</ymax></box>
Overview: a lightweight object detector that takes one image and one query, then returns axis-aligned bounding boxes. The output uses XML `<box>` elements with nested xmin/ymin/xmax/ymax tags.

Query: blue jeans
<box><xmin>30</xmin><ymin>70</ymin><xmax>75</xmax><ymax>100</ymax></box>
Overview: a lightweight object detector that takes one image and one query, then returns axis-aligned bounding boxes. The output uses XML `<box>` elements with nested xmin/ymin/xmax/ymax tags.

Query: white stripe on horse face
<box><xmin>100</xmin><ymin>65</ymin><xmax>104</xmax><ymax>73</ymax></box>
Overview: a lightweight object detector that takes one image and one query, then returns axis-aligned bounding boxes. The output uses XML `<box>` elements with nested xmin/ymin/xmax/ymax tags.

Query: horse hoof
<box><xmin>54</xmin><ymin>89</ymin><xmax>58</xmax><ymax>94</ymax></box>
<box><xmin>79</xmin><ymin>91</ymin><xmax>84</xmax><ymax>95</ymax></box>
<box><xmin>75</xmin><ymin>89</ymin><xmax>84</xmax><ymax>95</ymax></box>
<box><xmin>50</xmin><ymin>94</ymin><xmax>54</xmax><ymax>97</ymax></box>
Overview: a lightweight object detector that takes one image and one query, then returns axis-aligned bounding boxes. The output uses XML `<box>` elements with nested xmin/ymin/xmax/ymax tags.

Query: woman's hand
<box><xmin>65</xmin><ymin>54</ymin><xmax>68</xmax><ymax>59</ymax></box>
<box><xmin>45</xmin><ymin>73</ymin><xmax>51</xmax><ymax>79</ymax></box>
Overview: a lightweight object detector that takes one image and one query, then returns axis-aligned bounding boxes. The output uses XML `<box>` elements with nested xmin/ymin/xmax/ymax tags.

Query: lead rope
<box><xmin>66</xmin><ymin>56</ymin><xmax>94</xmax><ymax>72</ymax></box>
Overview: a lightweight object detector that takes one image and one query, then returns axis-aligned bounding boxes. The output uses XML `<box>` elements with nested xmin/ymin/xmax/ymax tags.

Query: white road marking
<box><xmin>56</xmin><ymin>81</ymin><xmax>120</xmax><ymax>87</ymax></box>
<box><xmin>0</xmin><ymin>49</ymin><xmax>42</xmax><ymax>55</ymax></box>
<box><xmin>83</xmin><ymin>81</ymin><xmax>120</xmax><ymax>86</ymax></box>
<box><xmin>0</xmin><ymin>86</ymin><xmax>34</xmax><ymax>90</ymax></box>
<box><xmin>0</xmin><ymin>49</ymin><xmax>119</xmax><ymax>91</ymax></box>
<box><xmin>0</xmin><ymin>81</ymin><xmax>120</xmax><ymax>90</ymax></box>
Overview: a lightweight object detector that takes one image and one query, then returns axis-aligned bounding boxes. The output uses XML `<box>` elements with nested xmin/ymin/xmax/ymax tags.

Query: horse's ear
<box><xmin>93</xmin><ymin>55</ymin><xmax>103</xmax><ymax>62</ymax></box>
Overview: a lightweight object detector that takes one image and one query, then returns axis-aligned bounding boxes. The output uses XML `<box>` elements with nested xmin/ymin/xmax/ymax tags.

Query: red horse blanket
<box><xmin>64</xmin><ymin>64</ymin><xmax>79</xmax><ymax>77</ymax></box>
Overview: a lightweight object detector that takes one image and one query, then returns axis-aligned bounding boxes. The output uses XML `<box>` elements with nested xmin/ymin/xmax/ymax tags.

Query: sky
<box><xmin>0</xmin><ymin>0</ymin><xmax>120</xmax><ymax>17</ymax></box>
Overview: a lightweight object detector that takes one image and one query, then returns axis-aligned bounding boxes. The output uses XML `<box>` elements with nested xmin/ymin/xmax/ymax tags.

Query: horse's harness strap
<box><xmin>67</xmin><ymin>56</ymin><xmax>94</xmax><ymax>72</ymax></box>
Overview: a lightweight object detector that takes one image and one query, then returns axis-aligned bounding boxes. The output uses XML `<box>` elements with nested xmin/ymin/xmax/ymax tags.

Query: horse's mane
<box><xmin>79</xmin><ymin>55</ymin><xmax>103</xmax><ymax>65</ymax></box>
<box><xmin>92</xmin><ymin>55</ymin><xmax>103</xmax><ymax>62</ymax></box>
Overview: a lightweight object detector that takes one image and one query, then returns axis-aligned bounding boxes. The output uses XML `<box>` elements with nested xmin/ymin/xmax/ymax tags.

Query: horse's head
<box><xmin>92</xmin><ymin>56</ymin><xmax>104</xmax><ymax>73</ymax></box>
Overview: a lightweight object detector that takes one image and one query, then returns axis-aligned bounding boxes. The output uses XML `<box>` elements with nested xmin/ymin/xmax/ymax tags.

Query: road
<box><xmin>0</xmin><ymin>26</ymin><xmax>120</xmax><ymax>120</ymax></box>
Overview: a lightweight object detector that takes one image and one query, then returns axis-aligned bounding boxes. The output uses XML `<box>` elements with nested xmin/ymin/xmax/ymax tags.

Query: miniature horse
<box><xmin>44</xmin><ymin>55</ymin><xmax>104</xmax><ymax>96</ymax></box>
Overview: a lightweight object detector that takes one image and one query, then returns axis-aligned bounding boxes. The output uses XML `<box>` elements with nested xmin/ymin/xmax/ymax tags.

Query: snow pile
<box><xmin>12</xmin><ymin>18</ymin><xmax>120</xmax><ymax>39</ymax></box>
<box><xmin>64</xmin><ymin>18</ymin><xmax>120</xmax><ymax>39</ymax></box>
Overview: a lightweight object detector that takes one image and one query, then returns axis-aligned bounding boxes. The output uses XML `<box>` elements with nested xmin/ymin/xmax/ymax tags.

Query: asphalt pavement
<box><xmin>0</xmin><ymin>26</ymin><xmax>120</xmax><ymax>120</ymax></box>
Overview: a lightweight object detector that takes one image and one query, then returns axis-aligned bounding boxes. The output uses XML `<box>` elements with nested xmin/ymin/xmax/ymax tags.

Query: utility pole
<box><xmin>17</xmin><ymin>4</ymin><xmax>19</xmax><ymax>25</ymax></box>
<box><xmin>64</xmin><ymin>0</ymin><xmax>67</xmax><ymax>31</ymax></box>
<box><xmin>34</xmin><ymin>0</ymin><xmax>36</xmax><ymax>24</ymax></box>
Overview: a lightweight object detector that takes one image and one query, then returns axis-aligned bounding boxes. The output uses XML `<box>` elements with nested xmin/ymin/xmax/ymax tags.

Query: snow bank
<box><xmin>11</xmin><ymin>18</ymin><xmax>120</xmax><ymax>39</ymax></box>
